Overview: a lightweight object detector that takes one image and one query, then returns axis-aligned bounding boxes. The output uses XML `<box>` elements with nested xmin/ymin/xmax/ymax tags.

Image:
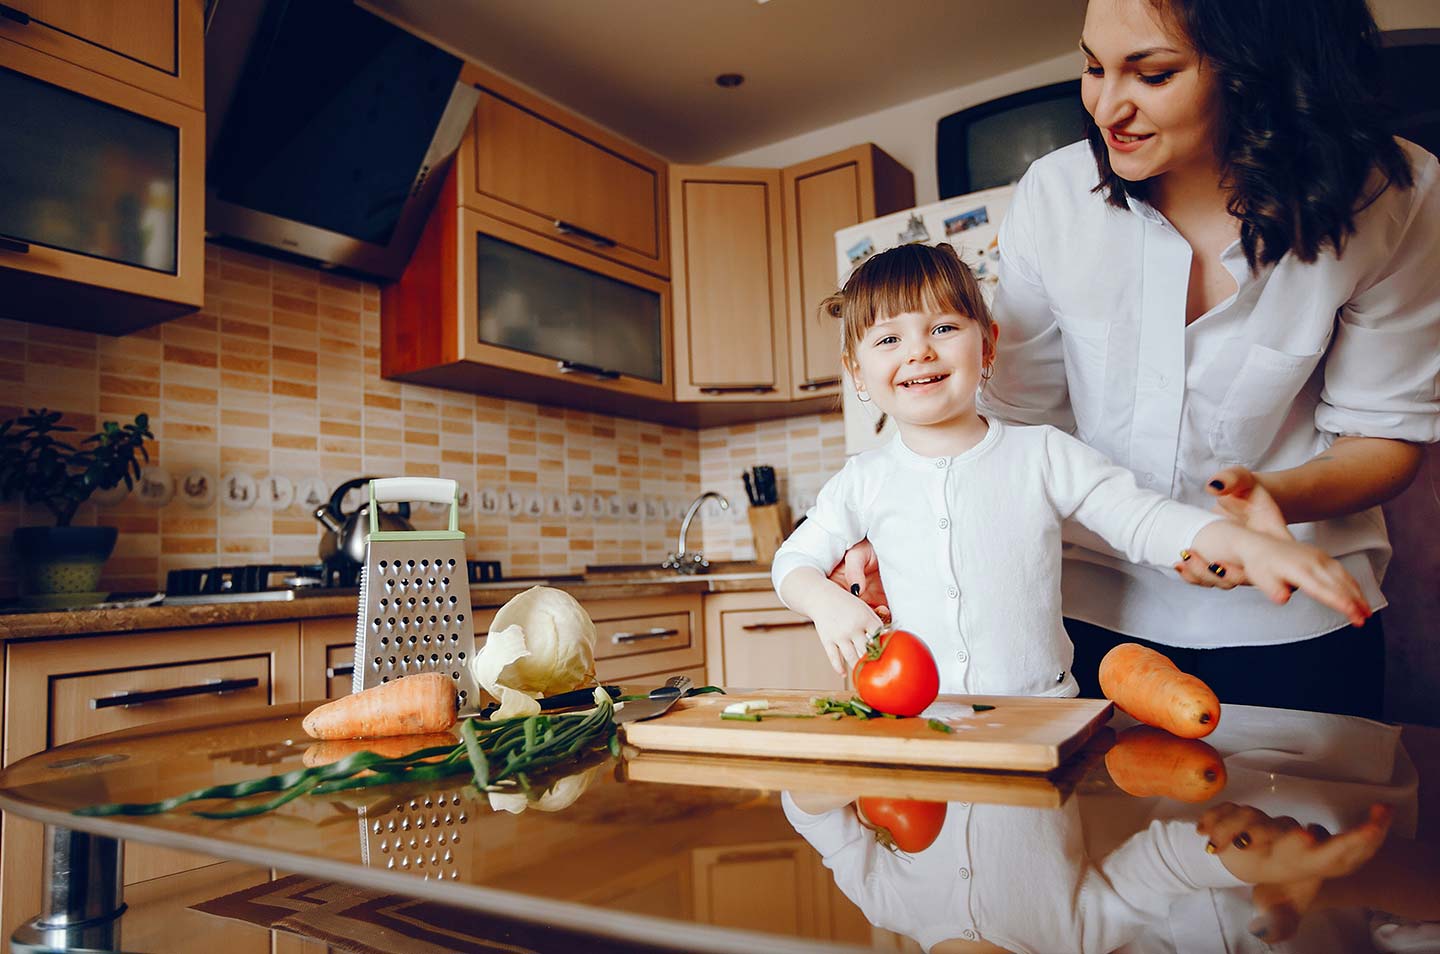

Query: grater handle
<box><xmin>370</xmin><ymin>477</ymin><xmax>459</xmax><ymax>533</ymax></box>
<box><xmin>371</xmin><ymin>477</ymin><xmax>457</xmax><ymax>505</ymax></box>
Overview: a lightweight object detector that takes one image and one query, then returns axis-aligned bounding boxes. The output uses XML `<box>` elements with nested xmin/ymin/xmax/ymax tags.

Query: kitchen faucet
<box><xmin>663</xmin><ymin>491</ymin><xmax>730</xmax><ymax>574</ymax></box>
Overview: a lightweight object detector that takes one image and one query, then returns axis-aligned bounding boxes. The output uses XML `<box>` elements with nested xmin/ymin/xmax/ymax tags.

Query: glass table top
<box><xmin>1</xmin><ymin>698</ymin><xmax>1436</xmax><ymax>954</ymax></box>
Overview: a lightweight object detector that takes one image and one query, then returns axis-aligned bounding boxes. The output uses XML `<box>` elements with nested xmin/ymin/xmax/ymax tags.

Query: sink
<box><xmin>582</xmin><ymin>562</ymin><xmax>771</xmax><ymax>584</ymax></box>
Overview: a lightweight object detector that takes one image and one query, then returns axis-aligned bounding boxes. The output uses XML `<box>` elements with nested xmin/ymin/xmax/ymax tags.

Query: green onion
<box><xmin>720</xmin><ymin>712</ymin><xmax>762</xmax><ymax>721</ymax></box>
<box><xmin>971</xmin><ymin>704</ymin><xmax>996</xmax><ymax>712</ymax></box>
<box><xmin>927</xmin><ymin>719</ymin><xmax>954</xmax><ymax>734</ymax></box>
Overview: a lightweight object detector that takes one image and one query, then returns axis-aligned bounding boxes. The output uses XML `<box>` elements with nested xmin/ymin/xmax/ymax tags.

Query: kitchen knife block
<box><xmin>747</xmin><ymin>502</ymin><xmax>791</xmax><ymax>564</ymax></box>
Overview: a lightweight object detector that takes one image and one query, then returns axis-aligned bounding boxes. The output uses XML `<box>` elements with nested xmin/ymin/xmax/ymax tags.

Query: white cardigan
<box><xmin>771</xmin><ymin>418</ymin><xmax>1219</xmax><ymax>697</ymax></box>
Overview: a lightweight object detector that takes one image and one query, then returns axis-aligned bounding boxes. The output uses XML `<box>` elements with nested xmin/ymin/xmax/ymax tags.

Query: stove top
<box><xmin>162</xmin><ymin>561</ymin><xmax>505</xmax><ymax>604</ymax></box>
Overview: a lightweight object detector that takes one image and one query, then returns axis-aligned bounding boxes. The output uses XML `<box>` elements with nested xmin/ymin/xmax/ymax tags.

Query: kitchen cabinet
<box><xmin>703</xmin><ymin>591</ymin><xmax>845</xmax><ymax>693</ymax></box>
<box><xmin>0</xmin><ymin>0</ymin><xmax>203</xmax><ymax>109</ymax></box>
<box><xmin>691</xmin><ymin>840</ymin><xmax>825</xmax><ymax>936</ymax></box>
<box><xmin>455</xmin><ymin>65</ymin><xmax>668</xmax><ymax>280</ymax></box>
<box><xmin>0</xmin><ymin>31</ymin><xmax>204</xmax><ymax>333</ymax></box>
<box><xmin>667</xmin><ymin>144</ymin><xmax>913</xmax><ymax>414</ymax></box>
<box><xmin>382</xmin><ymin>181</ymin><xmax>674</xmax><ymax>418</ymax></box>
<box><xmin>590</xmin><ymin>595</ymin><xmax>705</xmax><ymax>685</ymax></box>
<box><xmin>668</xmin><ymin>166</ymin><xmax>791</xmax><ymax>402</ymax></box>
<box><xmin>782</xmin><ymin>144</ymin><xmax>915</xmax><ymax>400</ymax></box>
<box><xmin>0</xmin><ymin>622</ymin><xmax>299</xmax><ymax>942</ymax></box>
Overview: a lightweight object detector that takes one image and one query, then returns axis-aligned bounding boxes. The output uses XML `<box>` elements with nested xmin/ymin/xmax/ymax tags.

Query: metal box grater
<box><xmin>359</xmin><ymin>789</ymin><xmax>469</xmax><ymax>880</ymax></box>
<box><xmin>353</xmin><ymin>478</ymin><xmax>480</xmax><ymax>714</ymax></box>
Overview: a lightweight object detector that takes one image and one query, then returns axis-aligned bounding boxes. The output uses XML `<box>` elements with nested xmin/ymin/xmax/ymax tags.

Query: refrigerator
<box><xmin>832</xmin><ymin>183</ymin><xmax>1015</xmax><ymax>455</ymax></box>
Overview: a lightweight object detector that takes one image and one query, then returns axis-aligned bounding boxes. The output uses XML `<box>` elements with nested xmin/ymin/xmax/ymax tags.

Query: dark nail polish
<box><xmin>850</xmin><ymin>583</ymin><xmax>861</xmax><ymax>596</ymax></box>
<box><xmin>1180</xmin><ymin>550</ymin><xmax>1191</xmax><ymax>561</ymax></box>
<box><xmin>1204</xmin><ymin>841</ymin><xmax>1217</xmax><ymax>854</ymax></box>
<box><xmin>1251</xmin><ymin>926</ymin><xmax>1268</xmax><ymax>939</ymax></box>
<box><xmin>1233</xmin><ymin>831</ymin><xmax>1252</xmax><ymax>849</ymax></box>
<box><xmin>1208</xmin><ymin>563</ymin><xmax>1224</xmax><ymax>576</ymax></box>
<box><xmin>1209</xmin><ymin>479</ymin><xmax>1224</xmax><ymax>490</ymax></box>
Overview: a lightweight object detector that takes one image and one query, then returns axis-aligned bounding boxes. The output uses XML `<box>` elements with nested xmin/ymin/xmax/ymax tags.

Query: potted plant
<box><xmin>0</xmin><ymin>408</ymin><xmax>153</xmax><ymax>604</ymax></box>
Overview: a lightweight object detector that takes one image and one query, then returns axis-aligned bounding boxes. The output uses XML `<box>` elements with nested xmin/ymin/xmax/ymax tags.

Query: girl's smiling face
<box><xmin>849</xmin><ymin>310</ymin><xmax>989</xmax><ymax>444</ymax></box>
<box><xmin>1080</xmin><ymin>0</ymin><xmax>1222</xmax><ymax>186</ymax></box>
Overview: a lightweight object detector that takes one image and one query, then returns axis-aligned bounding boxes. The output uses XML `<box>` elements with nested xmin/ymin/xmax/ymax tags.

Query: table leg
<box><xmin>10</xmin><ymin>825</ymin><xmax>125</xmax><ymax>954</ymax></box>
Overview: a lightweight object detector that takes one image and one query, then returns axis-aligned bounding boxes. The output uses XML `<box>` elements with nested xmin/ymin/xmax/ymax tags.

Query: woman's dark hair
<box><xmin>1087</xmin><ymin>0</ymin><xmax>1414</xmax><ymax>270</ymax></box>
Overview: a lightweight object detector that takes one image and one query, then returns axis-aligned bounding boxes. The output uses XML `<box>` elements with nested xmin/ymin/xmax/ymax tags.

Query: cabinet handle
<box><xmin>612</xmin><ymin>627</ymin><xmax>680</xmax><ymax>644</ymax></box>
<box><xmin>715</xmin><ymin>848</ymin><xmax>798</xmax><ymax>864</ymax></box>
<box><xmin>740</xmin><ymin>621</ymin><xmax>815</xmax><ymax>633</ymax></box>
<box><xmin>0</xmin><ymin>235</ymin><xmax>31</xmax><ymax>254</ymax></box>
<box><xmin>699</xmin><ymin>386</ymin><xmax>777</xmax><ymax>395</ymax></box>
<box><xmin>558</xmin><ymin>360</ymin><xmax>620</xmax><ymax>380</ymax></box>
<box><xmin>553</xmin><ymin>220</ymin><xmax>616</xmax><ymax>248</ymax></box>
<box><xmin>0</xmin><ymin>4</ymin><xmax>31</xmax><ymax>25</ymax></box>
<box><xmin>326</xmin><ymin>664</ymin><xmax>355</xmax><ymax>678</ymax></box>
<box><xmin>91</xmin><ymin>677</ymin><xmax>261</xmax><ymax>710</ymax></box>
<box><xmin>798</xmin><ymin>377</ymin><xmax>841</xmax><ymax>391</ymax></box>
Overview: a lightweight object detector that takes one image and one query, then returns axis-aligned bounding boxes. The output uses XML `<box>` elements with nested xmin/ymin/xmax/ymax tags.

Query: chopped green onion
<box><xmin>927</xmin><ymin>719</ymin><xmax>954</xmax><ymax>734</ymax></box>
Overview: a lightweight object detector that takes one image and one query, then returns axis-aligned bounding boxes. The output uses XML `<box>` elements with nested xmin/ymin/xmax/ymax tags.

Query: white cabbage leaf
<box><xmin>469</xmin><ymin>586</ymin><xmax>597</xmax><ymax>719</ymax></box>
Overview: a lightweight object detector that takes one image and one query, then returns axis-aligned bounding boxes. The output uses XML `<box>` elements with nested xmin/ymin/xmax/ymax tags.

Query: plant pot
<box><xmin>12</xmin><ymin>526</ymin><xmax>119</xmax><ymax>605</ymax></box>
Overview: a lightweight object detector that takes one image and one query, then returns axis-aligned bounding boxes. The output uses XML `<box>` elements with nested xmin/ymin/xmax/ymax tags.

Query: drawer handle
<box><xmin>0</xmin><ymin>234</ymin><xmax>31</xmax><ymax>254</ymax></box>
<box><xmin>740</xmin><ymin>621</ymin><xmax>815</xmax><ymax>633</ymax></box>
<box><xmin>0</xmin><ymin>4</ymin><xmax>30</xmax><ymax>25</ymax></box>
<box><xmin>326</xmin><ymin>664</ymin><xmax>355</xmax><ymax>678</ymax></box>
<box><xmin>797</xmin><ymin>377</ymin><xmax>841</xmax><ymax>391</ymax></box>
<box><xmin>699</xmin><ymin>386</ymin><xmax>777</xmax><ymax>395</ymax></box>
<box><xmin>558</xmin><ymin>360</ymin><xmax>620</xmax><ymax>380</ymax></box>
<box><xmin>91</xmin><ymin>677</ymin><xmax>261</xmax><ymax>710</ymax></box>
<box><xmin>553</xmin><ymin>219</ymin><xmax>617</xmax><ymax>248</ymax></box>
<box><xmin>612</xmin><ymin>627</ymin><xmax>680</xmax><ymax>644</ymax></box>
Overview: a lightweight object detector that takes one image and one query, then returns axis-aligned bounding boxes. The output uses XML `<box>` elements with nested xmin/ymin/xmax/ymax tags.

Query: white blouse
<box><xmin>772</xmin><ymin>419</ymin><xmax>1218</xmax><ymax>697</ymax></box>
<box><xmin>979</xmin><ymin>139</ymin><xmax>1440</xmax><ymax>648</ymax></box>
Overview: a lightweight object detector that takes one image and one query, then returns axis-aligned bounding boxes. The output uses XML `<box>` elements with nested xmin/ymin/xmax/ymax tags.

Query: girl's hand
<box><xmin>1191</xmin><ymin>522</ymin><xmax>1371</xmax><ymax>627</ymax></box>
<box><xmin>812</xmin><ymin>591</ymin><xmax>884</xmax><ymax>676</ymax></box>
<box><xmin>1174</xmin><ymin>466</ymin><xmax>1291</xmax><ymax>589</ymax></box>
<box><xmin>1198</xmin><ymin>802</ymin><xmax>1393</xmax><ymax>941</ymax></box>
<box><xmin>828</xmin><ymin>539</ymin><xmax>891</xmax><ymax>622</ymax></box>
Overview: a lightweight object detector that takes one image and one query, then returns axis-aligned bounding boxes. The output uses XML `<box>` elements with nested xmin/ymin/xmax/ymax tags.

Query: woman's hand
<box><xmin>1189</xmin><ymin>521</ymin><xmax>1371</xmax><ymax>627</ymax></box>
<box><xmin>1174</xmin><ymin>466</ymin><xmax>1292</xmax><ymax>589</ymax></box>
<box><xmin>828</xmin><ymin>540</ymin><xmax>891</xmax><ymax>622</ymax></box>
<box><xmin>1198</xmin><ymin>801</ymin><xmax>1393</xmax><ymax>941</ymax></box>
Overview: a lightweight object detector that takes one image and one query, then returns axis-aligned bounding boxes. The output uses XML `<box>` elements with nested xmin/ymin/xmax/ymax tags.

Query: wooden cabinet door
<box><xmin>300</xmin><ymin>617</ymin><xmax>359</xmax><ymax>701</ymax></box>
<box><xmin>0</xmin><ymin>35</ymin><xmax>204</xmax><ymax>333</ymax></box>
<box><xmin>669</xmin><ymin>166</ymin><xmax>790</xmax><ymax>402</ymax></box>
<box><xmin>705</xmin><ymin>591</ymin><xmax>844</xmax><ymax>693</ymax></box>
<box><xmin>0</xmin><ymin>623</ymin><xmax>299</xmax><ymax>941</ymax></box>
<box><xmin>455</xmin><ymin>66</ymin><xmax>668</xmax><ymax>279</ymax></box>
<box><xmin>0</xmin><ymin>0</ymin><xmax>202</xmax><ymax>108</ymax></box>
<box><xmin>691</xmin><ymin>841</ymin><xmax>824</xmax><ymax>936</ymax></box>
<box><xmin>782</xmin><ymin>144</ymin><xmax>915</xmax><ymax>401</ymax></box>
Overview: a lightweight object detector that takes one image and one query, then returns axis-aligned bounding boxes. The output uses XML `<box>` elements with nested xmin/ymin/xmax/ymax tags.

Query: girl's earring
<box><xmin>981</xmin><ymin>363</ymin><xmax>994</xmax><ymax>382</ymax></box>
<box><xmin>856</xmin><ymin>389</ymin><xmax>872</xmax><ymax>404</ymax></box>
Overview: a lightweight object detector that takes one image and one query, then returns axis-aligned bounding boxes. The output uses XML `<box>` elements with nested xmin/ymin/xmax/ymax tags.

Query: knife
<box><xmin>614</xmin><ymin>675</ymin><xmax>693</xmax><ymax>724</ymax></box>
<box><xmin>476</xmin><ymin>684</ymin><xmax>621</xmax><ymax>719</ymax></box>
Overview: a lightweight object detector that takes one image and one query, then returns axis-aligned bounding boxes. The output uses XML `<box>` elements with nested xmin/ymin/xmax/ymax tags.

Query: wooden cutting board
<box><xmin>621</xmin><ymin>690</ymin><xmax>1113</xmax><ymax>772</ymax></box>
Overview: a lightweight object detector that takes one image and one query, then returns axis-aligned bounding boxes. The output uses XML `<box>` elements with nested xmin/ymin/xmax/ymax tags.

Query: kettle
<box><xmin>313</xmin><ymin>477</ymin><xmax>413</xmax><ymax>569</ymax></box>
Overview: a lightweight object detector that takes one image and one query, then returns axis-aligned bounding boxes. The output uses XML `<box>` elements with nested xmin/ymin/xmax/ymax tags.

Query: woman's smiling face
<box><xmin>1080</xmin><ymin>0</ymin><xmax>1222</xmax><ymax>185</ymax></box>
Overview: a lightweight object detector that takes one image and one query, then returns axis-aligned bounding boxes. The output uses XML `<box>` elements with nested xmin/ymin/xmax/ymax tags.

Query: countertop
<box><xmin>1</xmin><ymin>698</ymin><xmax>1435</xmax><ymax>953</ymax></box>
<box><xmin>0</xmin><ymin>565</ymin><xmax>776</xmax><ymax>643</ymax></box>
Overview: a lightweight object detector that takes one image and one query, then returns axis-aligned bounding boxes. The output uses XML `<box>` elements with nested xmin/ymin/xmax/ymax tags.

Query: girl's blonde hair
<box><xmin>822</xmin><ymin>243</ymin><xmax>996</xmax><ymax>369</ymax></box>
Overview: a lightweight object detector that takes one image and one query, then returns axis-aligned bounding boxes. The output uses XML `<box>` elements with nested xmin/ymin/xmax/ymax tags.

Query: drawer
<box><xmin>50</xmin><ymin>654</ymin><xmax>272</xmax><ymax>748</ymax></box>
<box><xmin>594</xmin><ymin>612</ymin><xmax>692</xmax><ymax>662</ymax></box>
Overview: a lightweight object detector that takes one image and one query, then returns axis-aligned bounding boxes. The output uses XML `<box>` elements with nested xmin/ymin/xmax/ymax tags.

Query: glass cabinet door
<box><xmin>476</xmin><ymin>233</ymin><xmax>664</xmax><ymax>383</ymax></box>
<box><xmin>0</xmin><ymin>65</ymin><xmax>179</xmax><ymax>273</ymax></box>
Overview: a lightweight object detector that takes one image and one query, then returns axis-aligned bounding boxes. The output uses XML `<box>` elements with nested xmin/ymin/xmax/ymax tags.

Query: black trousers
<box><xmin>1064</xmin><ymin>613</ymin><xmax>1386</xmax><ymax>720</ymax></box>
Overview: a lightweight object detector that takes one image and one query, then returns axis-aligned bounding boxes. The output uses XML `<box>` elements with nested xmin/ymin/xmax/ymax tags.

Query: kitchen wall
<box><xmin>0</xmin><ymin>244</ymin><xmax>700</xmax><ymax>598</ymax></box>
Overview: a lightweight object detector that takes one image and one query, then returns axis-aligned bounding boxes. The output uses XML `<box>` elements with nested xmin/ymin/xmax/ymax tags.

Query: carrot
<box><xmin>301</xmin><ymin>733</ymin><xmax>458</xmax><ymax>767</ymax></box>
<box><xmin>1105</xmin><ymin>725</ymin><xmax>1227</xmax><ymax>802</ymax></box>
<box><xmin>1098</xmin><ymin>642</ymin><xmax>1221</xmax><ymax>739</ymax></box>
<box><xmin>301</xmin><ymin>672</ymin><xmax>457</xmax><ymax>740</ymax></box>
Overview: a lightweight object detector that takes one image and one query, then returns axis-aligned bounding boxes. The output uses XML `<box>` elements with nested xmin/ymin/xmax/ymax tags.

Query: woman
<box><xmin>839</xmin><ymin>0</ymin><xmax>1439</xmax><ymax>718</ymax></box>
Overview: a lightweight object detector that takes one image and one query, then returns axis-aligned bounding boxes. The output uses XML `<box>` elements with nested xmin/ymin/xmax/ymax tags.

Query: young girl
<box><xmin>772</xmin><ymin>242</ymin><xmax>1371</xmax><ymax>694</ymax></box>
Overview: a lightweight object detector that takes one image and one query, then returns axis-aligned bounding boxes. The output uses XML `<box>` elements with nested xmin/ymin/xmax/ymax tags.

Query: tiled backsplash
<box><xmin>0</xmin><ymin>245</ymin><xmax>703</xmax><ymax>597</ymax></box>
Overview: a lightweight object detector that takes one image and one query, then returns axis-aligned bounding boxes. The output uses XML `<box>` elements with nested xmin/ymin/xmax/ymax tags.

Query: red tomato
<box><xmin>856</xmin><ymin>797</ymin><xmax>948</xmax><ymax>854</ymax></box>
<box><xmin>852</xmin><ymin>628</ymin><xmax>939</xmax><ymax>717</ymax></box>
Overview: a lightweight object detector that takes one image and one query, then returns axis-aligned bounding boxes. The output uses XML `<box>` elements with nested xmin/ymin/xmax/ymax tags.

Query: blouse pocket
<box><xmin>1056</xmin><ymin>313</ymin><xmax>1110</xmax><ymax>441</ymax></box>
<box><xmin>1209</xmin><ymin>343</ymin><xmax>1323</xmax><ymax>465</ymax></box>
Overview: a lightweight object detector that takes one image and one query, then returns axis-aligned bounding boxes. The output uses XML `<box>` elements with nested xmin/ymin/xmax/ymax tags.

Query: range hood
<box><xmin>204</xmin><ymin>0</ymin><xmax>478</xmax><ymax>280</ymax></box>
